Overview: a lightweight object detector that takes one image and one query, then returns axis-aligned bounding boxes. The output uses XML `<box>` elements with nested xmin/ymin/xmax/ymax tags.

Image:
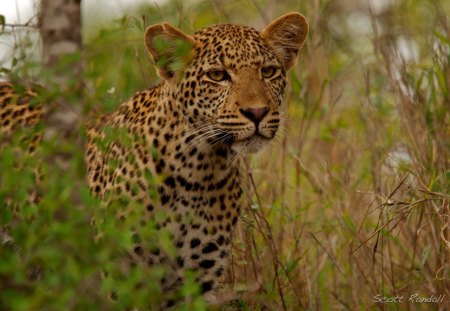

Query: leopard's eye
<box><xmin>206</xmin><ymin>70</ymin><xmax>230</xmax><ymax>82</ymax></box>
<box><xmin>261</xmin><ymin>66</ymin><xmax>277</xmax><ymax>79</ymax></box>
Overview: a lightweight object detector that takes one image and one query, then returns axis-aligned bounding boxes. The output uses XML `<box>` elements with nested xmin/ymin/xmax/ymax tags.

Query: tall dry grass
<box><xmin>1</xmin><ymin>0</ymin><xmax>448</xmax><ymax>310</ymax></box>
<box><xmin>224</xmin><ymin>0</ymin><xmax>449</xmax><ymax>310</ymax></box>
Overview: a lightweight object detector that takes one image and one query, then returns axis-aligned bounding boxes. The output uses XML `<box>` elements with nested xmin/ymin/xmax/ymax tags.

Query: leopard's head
<box><xmin>145</xmin><ymin>13</ymin><xmax>308</xmax><ymax>154</ymax></box>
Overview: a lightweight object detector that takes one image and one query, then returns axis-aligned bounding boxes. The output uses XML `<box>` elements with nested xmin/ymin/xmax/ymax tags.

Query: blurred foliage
<box><xmin>1</xmin><ymin>0</ymin><xmax>449</xmax><ymax>310</ymax></box>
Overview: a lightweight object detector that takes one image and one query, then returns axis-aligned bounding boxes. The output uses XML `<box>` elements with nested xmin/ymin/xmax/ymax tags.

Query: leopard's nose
<box><xmin>239</xmin><ymin>107</ymin><xmax>269</xmax><ymax>124</ymax></box>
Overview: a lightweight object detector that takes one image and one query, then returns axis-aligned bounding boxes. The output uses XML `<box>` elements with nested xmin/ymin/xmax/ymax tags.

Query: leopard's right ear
<box><xmin>145</xmin><ymin>23</ymin><xmax>196</xmax><ymax>81</ymax></box>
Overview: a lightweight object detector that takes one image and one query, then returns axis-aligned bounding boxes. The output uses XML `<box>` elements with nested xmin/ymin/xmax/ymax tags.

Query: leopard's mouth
<box><xmin>212</xmin><ymin>129</ymin><xmax>274</xmax><ymax>154</ymax></box>
<box><xmin>231</xmin><ymin>134</ymin><xmax>272</xmax><ymax>154</ymax></box>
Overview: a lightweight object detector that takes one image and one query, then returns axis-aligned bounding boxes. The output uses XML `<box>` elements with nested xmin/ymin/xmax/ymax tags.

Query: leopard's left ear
<box><xmin>145</xmin><ymin>23</ymin><xmax>197</xmax><ymax>80</ymax></box>
<box><xmin>261</xmin><ymin>13</ymin><xmax>308</xmax><ymax>71</ymax></box>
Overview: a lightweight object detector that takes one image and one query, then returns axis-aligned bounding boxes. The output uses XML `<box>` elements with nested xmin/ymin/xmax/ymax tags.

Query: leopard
<box><xmin>0</xmin><ymin>83</ymin><xmax>44</xmax><ymax>206</ymax></box>
<box><xmin>0</xmin><ymin>12</ymin><xmax>308</xmax><ymax>306</ymax></box>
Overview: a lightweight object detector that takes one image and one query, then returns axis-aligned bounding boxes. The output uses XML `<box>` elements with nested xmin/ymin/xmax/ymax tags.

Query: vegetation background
<box><xmin>0</xmin><ymin>0</ymin><xmax>449</xmax><ymax>310</ymax></box>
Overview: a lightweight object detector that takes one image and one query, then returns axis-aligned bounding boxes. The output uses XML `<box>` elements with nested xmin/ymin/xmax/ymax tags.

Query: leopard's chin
<box><xmin>231</xmin><ymin>135</ymin><xmax>271</xmax><ymax>154</ymax></box>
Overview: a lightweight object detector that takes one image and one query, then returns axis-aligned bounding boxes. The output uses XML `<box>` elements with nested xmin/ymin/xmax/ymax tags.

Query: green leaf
<box><xmin>11</xmin><ymin>57</ymin><xmax>18</xmax><ymax>67</ymax></box>
<box><xmin>0</xmin><ymin>15</ymin><xmax>5</xmax><ymax>32</ymax></box>
<box><xmin>421</xmin><ymin>245</ymin><xmax>431</xmax><ymax>266</ymax></box>
<box><xmin>433</xmin><ymin>31</ymin><xmax>450</xmax><ymax>47</ymax></box>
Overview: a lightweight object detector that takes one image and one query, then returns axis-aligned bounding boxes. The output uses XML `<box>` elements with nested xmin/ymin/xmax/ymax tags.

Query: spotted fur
<box><xmin>0</xmin><ymin>82</ymin><xmax>44</xmax><ymax>205</ymax></box>
<box><xmin>0</xmin><ymin>83</ymin><xmax>42</xmax><ymax>135</ymax></box>
<box><xmin>1</xmin><ymin>13</ymin><xmax>308</xmax><ymax>305</ymax></box>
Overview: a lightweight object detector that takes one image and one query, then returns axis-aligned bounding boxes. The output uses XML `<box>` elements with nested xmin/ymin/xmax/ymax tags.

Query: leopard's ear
<box><xmin>145</xmin><ymin>23</ymin><xmax>196</xmax><ymax>80</ymax></box>
<box><xmin>261</xmin><ymin>13</ymin><xmax>308</xmax><ymax>71</ymax></box>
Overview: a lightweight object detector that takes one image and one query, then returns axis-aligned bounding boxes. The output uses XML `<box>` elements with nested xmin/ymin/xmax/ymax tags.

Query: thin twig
<box><xmin>3</xmin><ymin>23</ymin><xmax>38</xmax><ymax>30</ymax></box>
<box><xmin>309</xmin><ymin>232</ymin><xmax>344</xmax><ymax>275</ymax></box>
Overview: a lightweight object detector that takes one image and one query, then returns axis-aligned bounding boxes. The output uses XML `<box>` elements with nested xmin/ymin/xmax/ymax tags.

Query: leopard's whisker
<box><xmin>166</xmin><ymin>123</ymin><xmax>213</xmax><ymax>152</ymax></box>
<box><xmin>176</xmin><ymin>127</ymin><xmax>228</xmax><ymax>155</ymax></box>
